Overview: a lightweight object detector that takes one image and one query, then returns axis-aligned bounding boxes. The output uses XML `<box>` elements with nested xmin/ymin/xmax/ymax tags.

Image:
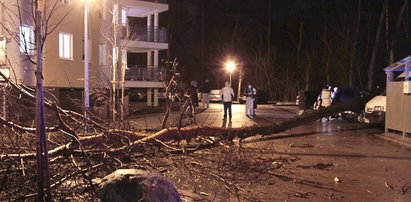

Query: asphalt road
<box><xmin>129</xmin><ymin>103</ymin><xmax>297</xmax><ymax>130</ymax></box>
<box><xmin>128</xmin><ymin>103</ymin><xmax>411</xmax><ymax>201</ymax></box>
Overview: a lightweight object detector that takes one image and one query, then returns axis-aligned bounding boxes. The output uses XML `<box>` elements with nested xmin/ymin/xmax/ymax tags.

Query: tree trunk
<box><xmin>35</xmin><ymin>8</ymin><xmax>52</xmax><ymax>202</ymax></box>
<box><xmin>367</xmin><ymin>0</ymin><xmax>388</xmax><ymax>92</ymax></box>
<box><xmin>349</xmin><ymin>0</ymin><xmax>361</xmax><ymax>87</ymax></box>
<box><xmin>390</xmin><ymin>0</ymin><xmax>408</xmax><ymax>64</ymax></box>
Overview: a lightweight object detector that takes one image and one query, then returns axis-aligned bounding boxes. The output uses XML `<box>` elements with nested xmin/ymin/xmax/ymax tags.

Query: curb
<box><xmin>376</xmin><ymin>133</ymin><xmax>411</xmax><ymax>148</ymax></box>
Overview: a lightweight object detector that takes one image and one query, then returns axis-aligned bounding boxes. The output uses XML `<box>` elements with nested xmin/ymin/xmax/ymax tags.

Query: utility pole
<box><xmin>84</xmin><ymin>0</ymin><xmax>90</xmax><ymax>123</ymax></box>
<box><xmin>267</xmin><ymin>0</ymin><xmax>271</xmax><ymax>54</ymax></box>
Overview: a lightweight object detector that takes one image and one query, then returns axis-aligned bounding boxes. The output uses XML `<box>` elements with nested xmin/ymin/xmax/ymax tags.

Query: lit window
<box><xmin>20</xmin><ymin>25</ymin><xmax>35</xmax><ymax>55</ymax></box>
<box><xmin>59</xmin><ymin>32</ymin><xmax>73</xmax><ymax>60</ymax></box>
<box><xmin>122</xmin><ymin>49</ymin><xmax>127</xmax><ymax>64</ymax></box>
<box><xmin>99</xmin><ymin>43</ymin><xmax>106</xmax><ymax>65</ymax></box>
<box><xmin>121</xmin><ymin>9</ymin><xmax>127</xmax><ymax>26</ymax></box>
<box><xmin>0</xmin><ymin>36</ymin><xmax>6</xmax><ymax>66</ymax></box>
<box><xmin>112</xmin><ymin>47</ymin><xmax>118</xmax><ymax>66</ymax></box>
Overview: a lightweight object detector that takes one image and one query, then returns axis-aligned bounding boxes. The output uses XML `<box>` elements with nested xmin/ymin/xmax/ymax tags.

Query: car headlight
<box><xmin>374</xmin><ymin>106</ymin><xmax>384</xmax><ymax>111</ymax></box>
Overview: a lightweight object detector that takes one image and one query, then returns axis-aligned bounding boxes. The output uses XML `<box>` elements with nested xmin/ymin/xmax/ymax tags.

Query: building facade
<box><xmin>0</xmin><ymin>0</ymin><xmax>168</xmax><ymax>116</ymax></box>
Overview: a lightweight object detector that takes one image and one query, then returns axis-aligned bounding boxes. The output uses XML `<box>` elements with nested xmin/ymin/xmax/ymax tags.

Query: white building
<box><xmin>0</xmin><ymin>0</ymin><xmax>168</xmax><ymax>116</ymax></box>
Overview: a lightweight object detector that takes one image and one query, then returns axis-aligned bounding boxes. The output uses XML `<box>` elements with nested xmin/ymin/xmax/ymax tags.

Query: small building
<box><xmin>384</xmin><ymin>55</ymin><xmax>411</xmax><ymax>137</ymax></box>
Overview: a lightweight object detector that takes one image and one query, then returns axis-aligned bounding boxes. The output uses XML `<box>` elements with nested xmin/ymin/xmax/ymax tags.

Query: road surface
<box><xmin>128</xmin><ymin>103</ymin><xmax>411</xmax><ymax>201</ymax></box>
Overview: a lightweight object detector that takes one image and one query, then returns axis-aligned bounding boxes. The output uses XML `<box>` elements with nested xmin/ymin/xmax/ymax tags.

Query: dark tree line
<box><xmin>167</xmin><ymin>0</ymin><xmax>410</xmax><ymax>101</ymax></box>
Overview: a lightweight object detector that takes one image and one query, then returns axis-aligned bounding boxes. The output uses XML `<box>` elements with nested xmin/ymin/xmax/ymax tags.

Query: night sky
<box><xmin>167</xmin><ymin>0</ymin><xmax>410</xmax><ymax>101</ymax></box>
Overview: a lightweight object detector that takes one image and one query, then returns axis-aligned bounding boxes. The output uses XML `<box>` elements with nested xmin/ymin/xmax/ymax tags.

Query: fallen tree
<box><xmin>1</xmin><ymin>88</ymin><xmax>374</xmax><ymax>159</ymax></box>
<box><xmin>0</xmin><ymin>71</ymin><xmax>375</xmax><ymax>200</ymax></box>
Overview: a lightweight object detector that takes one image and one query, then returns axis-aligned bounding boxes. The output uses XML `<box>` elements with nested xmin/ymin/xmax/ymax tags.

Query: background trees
<box><xmin>168</xmin><ymin>0</ymin><xmax>410</xmax><ymax>100</ymax></box>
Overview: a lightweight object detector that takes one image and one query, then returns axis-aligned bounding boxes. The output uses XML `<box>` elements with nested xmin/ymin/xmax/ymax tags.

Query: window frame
<box><xmin>0</xmin><ymin>36</ymin><xmax>6</xmax><ymax>66</ymax></box>
<box><xmin>59</xmin><ymin>32</ymin><xmax>73</xmax><ymax>60</ymax></box>
<box><xmin>99</xmin><ymin>43</ymin><xmax>107</xmax><ymax>65</ymax></box>
<box><xmin>20</xmin><ymin>24</ymin><xmax>35</xmax><ymax>55</ymax></box>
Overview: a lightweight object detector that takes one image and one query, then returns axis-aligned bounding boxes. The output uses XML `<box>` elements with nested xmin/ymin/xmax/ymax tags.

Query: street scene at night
<box><xmin>1</xmin><ymin>0</ymin><xmax>411</xmax><ymax>201</ymax></box>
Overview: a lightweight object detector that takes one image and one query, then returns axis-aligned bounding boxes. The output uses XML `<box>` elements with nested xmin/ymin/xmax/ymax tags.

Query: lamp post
<box><xmin>225</xmin><ymin>60</ymin><xmax>236</xmax><ymax>85</ymax></box>
<box><xmin>84</xmin><ymin>0</ymin><xmax>90</xmax><ymax>121</ymax></box>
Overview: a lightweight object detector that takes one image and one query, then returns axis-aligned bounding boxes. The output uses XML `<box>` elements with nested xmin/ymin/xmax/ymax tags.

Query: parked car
<box><xmin>296</xmin><ymin>90</ymin><xmax>321</xmax><ymax>109</ymax></box>
<box><xmin>240</xmin><ymin>91</ymin><xmax>269</xmax><ymax>104</ymax></box>
<box><xmin>333</xmin><ymin>88</ymin><xmax>370</xmax><ymax>122</ymax></box>
<box><xmin>129</xmin><ymin>89</ymin><xmax>147</xmax><ymax>102</ymax></box>
<box><xmin>358</xmin><ymin>95</ymin><xmax>386</xmax><ymax>125</ymax></box>
<box><xmin>312</xmin><ymin>87</ymin><xmax>370</xmax><ymax>121</ymax></box>
<box><xmin>209</xmin><ymin>90</ymin><xmax>222</xmax><ymax>102</ymax></box>
<box><xmin>333</xmin><ymin>88</ymin><xmax>370</xmax><ymax>104</ymax></box>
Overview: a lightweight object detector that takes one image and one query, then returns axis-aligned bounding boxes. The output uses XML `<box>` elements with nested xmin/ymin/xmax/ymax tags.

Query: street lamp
<box><xmin>225</xmin><ymin>60</ymin><xmax>236</xmax><ymax>85</ymax></box>
<box><xmin>84</xmin><ymin>0</ymin><xmax>90</xmax><ymax>121</ymax></box>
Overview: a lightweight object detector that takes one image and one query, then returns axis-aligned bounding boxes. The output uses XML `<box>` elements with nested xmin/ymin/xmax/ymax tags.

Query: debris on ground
<box><xmin>384</xmin><ymin>181</ymin><xmax>393</xmax><ymax>190</ymax></box>
<box><xmin>285</xmin><ymin>191</ymin><xmax>314</xmax><ymax>199</ymax></box>
<box><xmin>297</xmin><ymin>163</ymin><xmax>334</xmax><ymax>170</ymax></box>
<box><xmin>289</xmin><ymin>143</ymin><xmax>315</xmax><ymax>148</ymax></box>
<box><xmin>334</xmin><ymin>177</ymin><xmax>341</xmax><ymax>183</ymax></box>
<box><xmin>401</xmin><ymin>182</ymin><xmax>411</xmax><ymax>194</ymax></box>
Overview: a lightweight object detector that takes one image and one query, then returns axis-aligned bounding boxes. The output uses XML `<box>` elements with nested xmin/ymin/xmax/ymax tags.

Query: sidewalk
<box><xmin>377</xmin><ymin>131</ymin><xmax>411</xmax><ymax>148</ymax></box>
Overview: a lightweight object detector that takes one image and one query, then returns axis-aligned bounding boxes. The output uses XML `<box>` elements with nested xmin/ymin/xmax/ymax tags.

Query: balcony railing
<box><xmin>124</xmin><ymin>25</ymin><xmax>167</xmax><ymax>43</ymax></box>
<box><xmin>125</xmin><ymin>65</ymin><xmax>166</xmax><ymax>82</ymax></box>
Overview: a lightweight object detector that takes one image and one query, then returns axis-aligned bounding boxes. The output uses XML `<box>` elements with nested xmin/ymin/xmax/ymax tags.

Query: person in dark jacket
<box><xmin>201</xmin><ymin>79</ymin><xmax>211</xmax><ymax>109</ymax></box>
<box><xmin>188</xmin><ymin>81</ymin><xmax>199</xmax><ymax>107</ymax></box>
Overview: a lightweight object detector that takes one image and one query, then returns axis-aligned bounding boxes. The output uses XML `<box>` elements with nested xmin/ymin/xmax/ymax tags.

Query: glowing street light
<box><xmin>225</xmin><ymin>60</ymin><xmax>236</xmax><ymax>85</ymax></box>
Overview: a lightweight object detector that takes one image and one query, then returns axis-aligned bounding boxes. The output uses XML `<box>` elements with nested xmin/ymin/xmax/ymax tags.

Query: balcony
<box><xmin>124</xmin><ymin>25</ymin><xmax>167</xmax><ymax>43</ymax></box>
<box><xmin>125</xmin><ymin>65</ymin><xmax>166</xmax><ymax>82</ymax></box>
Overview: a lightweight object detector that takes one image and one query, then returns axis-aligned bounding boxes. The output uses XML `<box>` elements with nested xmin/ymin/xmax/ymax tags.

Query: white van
<box><xmin>358</xmin><ymin>95</ymin><xmax>386</xmax><ymax>124</ymax></box>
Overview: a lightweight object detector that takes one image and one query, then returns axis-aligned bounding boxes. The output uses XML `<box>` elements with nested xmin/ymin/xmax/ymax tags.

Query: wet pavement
<box><xmin>128</xmin><ymin>103</ymin><xmax>411</xmax><ymax>201</ymax></box>
<box><xmin>243</xmin><ymin>121</ymin><xmax>411</xmax><ymax>201</ymax></box>
<box><xmin>128</xmin><ymin>103</ymin><xmax>297</xmax><ymax>129</ymax></box>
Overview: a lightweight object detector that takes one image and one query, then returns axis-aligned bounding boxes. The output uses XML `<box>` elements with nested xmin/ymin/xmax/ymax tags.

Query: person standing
<box><xmin>188</xmin><ymin>80</ymin><xmax>199</xmax><ymax>107</ymax></box>
<box><xmin>320</xmin><ymin>85</ymin><xmax>332</xmax><ymax>108</ymax></box>
<box><xmin>331</xmin><ymin>86</ymin><xmax>338</xmax><ymax>104</ymax></box>
<box><xmin>201</xmin><ymin>79</ymin><xmax>211</xmax><ymax>109</ymax></box>
<box><xmin>244</xmin><ymin>84</ymin><xmax>256</xmax><ymax>116</ymax></box>
<box><xmin>221</xmin><ymin>81</ymin><xmax>234</xmax><ymax>120</ymax></box>
<box><xmin>320</xmin><ymin>85</ymin><xmax>332</xmax><ymax>121</ymax></box>
<box><xmin>297</xmin><ymin>89</ymin><xmax>306</xmax><ymax>116</ymax></box>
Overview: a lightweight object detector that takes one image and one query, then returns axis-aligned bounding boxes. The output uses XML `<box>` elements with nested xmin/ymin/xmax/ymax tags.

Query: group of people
<box><xmin>220</xmin><ymin>81</ymin><xmax>257</xmax><ymax>120</ymax></box>
<box><xmin>187</xmin><ymin>79</ymin><xmax>257</xmax><ymax>120</ymax></box>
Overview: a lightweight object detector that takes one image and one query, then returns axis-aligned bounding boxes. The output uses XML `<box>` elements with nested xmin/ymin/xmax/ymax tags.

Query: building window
<box><xmin>0</xmin><ymin>36</ymin><xmax>6</xmax><ymax>66</ymax></box>
<box><xmin>20</xmin><ymin>25</ymin><xmax>35</xmax><ymax>55</ymax></box>
<box><xmin>121</xmin><ymin>9</ymin><xmax>127</xmax><ymax>26</ymax></box>
<box><xmin>99</xmin><ymin>43</ymin><xmax>106</xmax><ymax>65</ymax></box>
<box><xmin>59</xmin><ymin>32</ymin><xmax>73</xmax><ymax>60</ymax></box>
<box><xmin>59</xmin><ymin>0</ymin><xmax>70</xmax><ymax>5</ymax></box>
